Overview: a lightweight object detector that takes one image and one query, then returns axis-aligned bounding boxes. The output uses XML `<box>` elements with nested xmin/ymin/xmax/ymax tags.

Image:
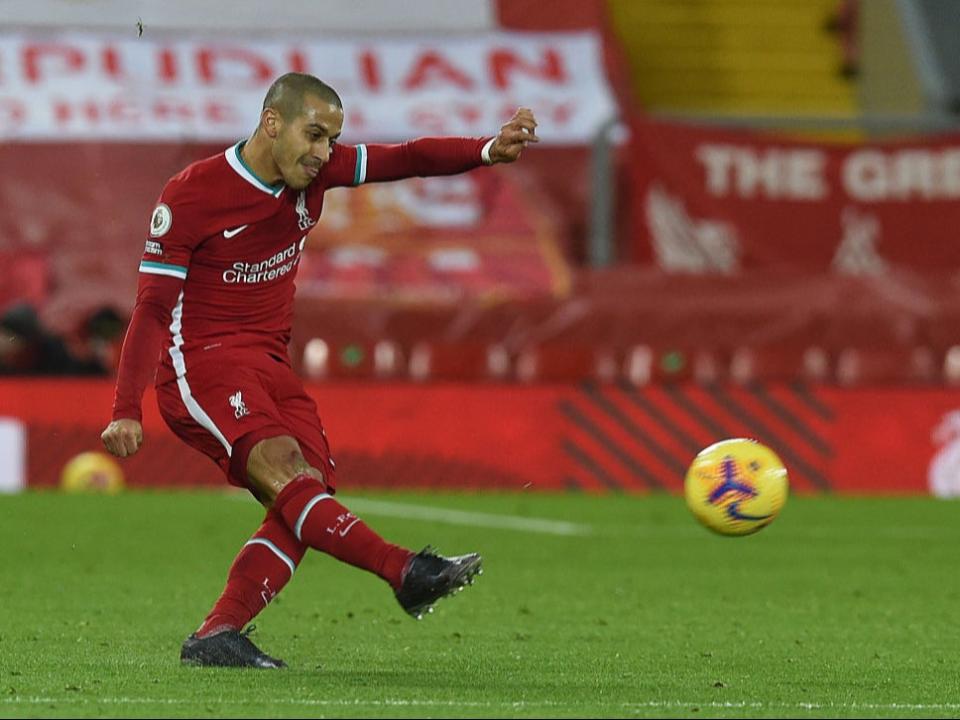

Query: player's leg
<box><xmin>239</xmin><ymin>377</ymin><xmax>482</xmax><ymax>619</ymax></box>
<box><xmin>179</xmin><ymin>508</ymin><xmax>302</xmax><ymax>668</ymax></box>
<box><xmin>241</xmin><ymin>433</ymin><xmax>413</xmax><ymax>590</ymax></box>
<box><xmin>189</xmin><ymin>507</ymin><xmax>304</xmax><ymax>628</ymax></box>
<box><xmin>156</xmin><ymin>369</ymin><xmax>304</xmax><ymax>668</ymax></box>
<box><xmin>243</xmin><ymin>434</ymin><xmax>482</xmax><ymax>619</ymax></box>
<box><xmin>272</xmin><ymin>377</ymin><xmax>484</xmax><ymax>616</ymax></box>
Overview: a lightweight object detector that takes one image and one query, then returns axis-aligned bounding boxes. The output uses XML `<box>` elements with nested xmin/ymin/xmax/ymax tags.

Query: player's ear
<box><xmin>262</xmin><ymin>108</ymin><xmax>281</xmax><ymax>139</ymax></box>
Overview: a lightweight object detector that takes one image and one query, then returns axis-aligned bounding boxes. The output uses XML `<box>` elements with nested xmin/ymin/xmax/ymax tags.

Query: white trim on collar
<box><xmin>225</xmin><ymin>142</ymin><xmax>284</xmax><ymax>197</ymax></box>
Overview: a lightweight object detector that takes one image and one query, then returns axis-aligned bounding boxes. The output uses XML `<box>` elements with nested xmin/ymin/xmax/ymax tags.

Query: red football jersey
<box><xmin>113</xmin><ymin>136</ymin><xmax>492</xmax><ymax>420</ymax></box>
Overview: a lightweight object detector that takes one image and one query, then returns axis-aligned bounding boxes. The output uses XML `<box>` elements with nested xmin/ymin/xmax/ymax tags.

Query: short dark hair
<box><xmin>262</xmin><ymin>73</ymin><xmax>342</xmax><ymax>120</ymax></box>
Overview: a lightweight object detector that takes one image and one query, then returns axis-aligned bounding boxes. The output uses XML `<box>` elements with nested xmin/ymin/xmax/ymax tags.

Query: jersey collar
<box><xmin>225</xmin><ymin>141</ymin><xmax>285</xmax><ymax>197</ymax></box>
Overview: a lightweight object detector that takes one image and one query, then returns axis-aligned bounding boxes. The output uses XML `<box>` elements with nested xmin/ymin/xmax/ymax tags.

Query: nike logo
<box><xmin>339</xmin><ymin>518</ymin><xmax>361</xmax><ymax>537</ymax></box>
<box><xmin>222</xmin><ymin>224</ymin><xmax>249</xmax><ymax>239</ymax></box>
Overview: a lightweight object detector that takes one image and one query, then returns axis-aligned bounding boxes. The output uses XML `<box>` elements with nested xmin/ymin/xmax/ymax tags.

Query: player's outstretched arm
<box><xmin>327</xmin><ymin>107</ymin><xmax>539</xmax><ymax>186</ymax></box>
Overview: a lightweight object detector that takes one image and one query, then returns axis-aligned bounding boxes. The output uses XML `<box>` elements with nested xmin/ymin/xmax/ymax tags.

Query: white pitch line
<box><xmin>340</xmin><ymin>496</ymin><xmax>590</xmax><ymax>536</ymax></box>
<box><xmin>224</xmin><ymin>492</ymin><xmax>589</xmax><ymax>536</ymax></box>
<box><xmin>4</xmin><ymin>697</ymin><xmax>960</xmax><ymax>712</ymax></box>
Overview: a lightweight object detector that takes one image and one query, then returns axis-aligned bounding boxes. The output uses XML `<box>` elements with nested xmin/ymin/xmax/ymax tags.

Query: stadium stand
<box><xmin>2</xmin><ymin>0</ymin><xmax>960</xmax><ymax>392</ymax></box>
<box><xmin>606</xmin><ymin>0</ymin><xmax>857</xmax><ymax>116</ymax></box>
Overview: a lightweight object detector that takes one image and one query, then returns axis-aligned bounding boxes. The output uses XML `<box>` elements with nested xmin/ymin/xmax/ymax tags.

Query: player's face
<box><xmin>274</xmin><ymin>95</ymin><xmax>344</xmax><ymax>190</ymax></box>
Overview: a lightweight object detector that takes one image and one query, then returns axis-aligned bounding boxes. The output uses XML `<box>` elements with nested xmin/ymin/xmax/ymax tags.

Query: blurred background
<box><xmin>2</xmin><ymin>0</ymin><xmax>960</xmax><ymax>498</ymax></box>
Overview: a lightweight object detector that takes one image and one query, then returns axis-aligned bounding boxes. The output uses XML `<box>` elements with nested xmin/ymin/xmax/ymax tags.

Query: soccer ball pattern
<box><xmin>684</xmin><ymin>438</ymin><xmax>788</xmax><ymax>536</ymax></box>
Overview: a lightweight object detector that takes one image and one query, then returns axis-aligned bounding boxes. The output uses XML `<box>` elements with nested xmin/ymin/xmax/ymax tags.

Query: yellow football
<box><xmin>684</xmin><ymin>438</ymin><xmax>788</xmax><ymax>536</ymax></box>
<box><xmin>60</xmin><ymin>451</ymin><xmax>125</xmax><ymax>494</ymax></box>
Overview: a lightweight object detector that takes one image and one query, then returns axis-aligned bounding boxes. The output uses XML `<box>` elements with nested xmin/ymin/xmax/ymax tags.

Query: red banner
<box><xmin>629</xmin><ymin>116</ymin><xmax>960</xmax><ymax>274</ymax></box>
<box><xmin>6</xmin><ymin>378</ymin><xmax>960</xmax><ymax>496</ymax></box>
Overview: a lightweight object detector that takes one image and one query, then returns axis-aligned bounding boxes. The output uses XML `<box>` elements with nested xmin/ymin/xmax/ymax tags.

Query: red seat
<box><xmin>729</xmin><ymin>345</ymin><xmax>831</xmax><ymax>384</ymax></box>
<box><xmin>945</xmin><ymin>346</ymin><xmax>960</xmax><ymax>385</ymax></box>
<box><xmin>623</xmin><ymin>345</ymin><xmax>723</xmax><ymax>386</ymax></box>
<box><xmin>835</xmin><ymin>346</ymin><xmax>938</xmax><ymax>386</ymax></box>
<box><xmin>514</xmin><ymin>344</ymin><xmax>618</xmax><ymax>384</ymax></box>
<box><xmin>407</xmin><ymin>341</ymin><xmax>510</xmax><ymax>382</ymax></box>
<box><xmin>301</xmin><ymin>338</ymin><xmax>402</xmax><ymax>381</ymax></box>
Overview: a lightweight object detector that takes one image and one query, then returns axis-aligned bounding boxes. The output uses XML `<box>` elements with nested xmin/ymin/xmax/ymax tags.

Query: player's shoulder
<box><xmin>308</xmin><ymin>142</ymin><xmax>360</xmax><ymax>194</ymax></box>
<box><xmin>327</xmin><ymin>142</ymin><xmax>358</xmax><ymax>174</ymax></box>
<box><xmin>150</xmin><ymin>148</ymin><xmax>235</xmax><ymax>237</ymax></box>
<box><xmin>160</xmin><ymin>147</ymin><xmax>234</xmax><ymax>204</ymax></box>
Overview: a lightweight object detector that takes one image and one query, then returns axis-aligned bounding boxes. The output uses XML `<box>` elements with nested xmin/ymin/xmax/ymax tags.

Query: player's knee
<box><xmin>246</xmin><ymin>435</ymin><xmax>302</xmax><ymax>473</ymax></box>
<box><xmin>245</xmin><ymin>435</ymin><xmax>326</xmax><ymax>503</ymax></box>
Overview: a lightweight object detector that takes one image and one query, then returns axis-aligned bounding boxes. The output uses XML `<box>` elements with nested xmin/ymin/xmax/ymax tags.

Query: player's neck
<box><xmin>240</xmin><ymin>132</ymin><xmax>284</xmax><ymax>187</ymax></box>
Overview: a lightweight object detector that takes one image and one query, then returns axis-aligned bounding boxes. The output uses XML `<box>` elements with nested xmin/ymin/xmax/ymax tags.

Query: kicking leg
<box><xmin>248</xmin><ymin>435</ymin><xmax>482</xmax><ymax>618</ymax></box>
<box><xmin>248</xmin><ymin>434</ymin><xmax>411</xmax><ymax>588</ymax></box>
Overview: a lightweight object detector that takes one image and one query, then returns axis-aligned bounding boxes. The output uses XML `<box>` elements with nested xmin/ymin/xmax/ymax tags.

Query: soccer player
<box><xmin>100</xmin><ymin>72</ymin><xmax>538</xmax><ymax>669</ymax></box>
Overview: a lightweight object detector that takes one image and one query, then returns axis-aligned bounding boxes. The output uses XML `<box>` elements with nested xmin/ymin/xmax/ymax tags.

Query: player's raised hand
<box><xmin>488</xmin><ymin>107</ymin><xmax>539</xmax><ymax>163</ymax></box>
<box><xmin>101</xmin><ymin>418</ymin><xmax>144</xmax><ymax>458</ymax></box>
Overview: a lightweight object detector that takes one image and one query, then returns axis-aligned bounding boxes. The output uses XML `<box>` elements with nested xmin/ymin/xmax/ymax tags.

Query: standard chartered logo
<box><xmin>222</xmin><ymin>239</ymin><xmax>305</xmax><ymax>284</ymax></box>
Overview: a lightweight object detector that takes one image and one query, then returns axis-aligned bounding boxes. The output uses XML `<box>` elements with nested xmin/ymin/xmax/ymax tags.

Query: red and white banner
<box><xmin>0</xmin><ymin>31</ymin><xmax>615</xmax><ymax>144</ymax></box>
<box><xmin>630</xmin><ymin>116</ymin><xmax>960</xmax><ymax>274</ymax></box>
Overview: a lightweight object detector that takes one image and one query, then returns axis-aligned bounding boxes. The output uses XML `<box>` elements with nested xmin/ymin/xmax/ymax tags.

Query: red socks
<box><xmin>197</xmin><ymin>475</ymin><xmax>412</xmax><ymax>637</ymax></box>
<box><xmin>196</xmin><ymin>509</ymin><xmax>306</xmax><ymax>638</ymax></box>
<box><xmin>273</xmin><ymin>475</ymin><xmax>412</xmax><ymax>591</ymax></box>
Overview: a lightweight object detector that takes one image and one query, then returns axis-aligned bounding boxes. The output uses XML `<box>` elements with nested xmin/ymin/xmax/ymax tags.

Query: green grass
<box><xmin>0</xmin><ymin>489</ymin><xmax>959</xmax><ymax>718</ymax></box>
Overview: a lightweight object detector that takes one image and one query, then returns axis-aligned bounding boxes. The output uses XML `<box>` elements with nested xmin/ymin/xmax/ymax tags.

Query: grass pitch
<box><xmin>0</xmin><ymin>489</ymin><xmax>958</xmax><ymax>718</ymax></box>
